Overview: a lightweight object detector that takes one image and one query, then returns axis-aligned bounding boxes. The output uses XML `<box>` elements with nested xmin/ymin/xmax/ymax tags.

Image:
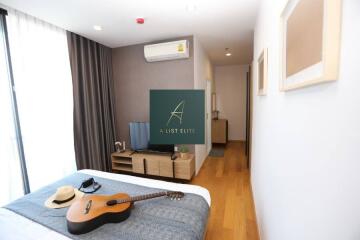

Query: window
<box><xmin>0</xmin><ymin>7</ymin><xmax>76</xmax><ymax>203</ymax></box>
<box><xmin>0</xmin><ymin>10</ymin><xmax>25</xmax><ymax>205</ymax></box>
<box><xmin>6</xmin><ymin>9</ymin><xmax>76</xmax><ymax>191</ymax></box>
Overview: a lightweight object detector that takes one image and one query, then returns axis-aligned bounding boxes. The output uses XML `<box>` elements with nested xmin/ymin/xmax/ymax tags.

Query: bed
<box><xmin>0</xmin><ymin>169</ymin><xmax>210</xmax><ymax>240</ymax></box>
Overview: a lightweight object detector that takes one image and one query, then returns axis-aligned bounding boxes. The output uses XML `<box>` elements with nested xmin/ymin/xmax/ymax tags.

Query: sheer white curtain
<box><xmin>0</xmin><ymin>14</ymin><xmax>24</xmax><ymax>206</ymax></box>
<box><xmin>6</xmin><ymin>9</ymin><xmax>76</xmax><ymax>191</ymax></box>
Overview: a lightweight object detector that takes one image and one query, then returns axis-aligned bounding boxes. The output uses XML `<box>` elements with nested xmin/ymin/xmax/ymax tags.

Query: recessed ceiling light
<box><xmin>93</xmin><ymin>25</ymin><xmax>102</xmax><ymax>31</ymax></box>
<box><xmin>225</xmin><ymin>48</ymin><xmax>232</xmax><ymax>56</ymax></box>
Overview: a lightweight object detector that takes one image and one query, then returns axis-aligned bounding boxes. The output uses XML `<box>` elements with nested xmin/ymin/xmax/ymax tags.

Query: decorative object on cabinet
<box><xmin>280</xmin><ymin>0</ymin><xmax>342</xmax><ymax>91</ymax></box>
<box><xmin>115</xmin><ymin>141</ymin><xmax>126</xmax><ymax>153</ymax></box>
<box><xmin>212</xmin><ymin>110</ymin><xmax>219</xmax><ymax>120</ymax></box>
<box><xmin>257</xmin><ymin>48</ymin><xmax>268</xmax><ymax>95</ymax></box>
<box><xmin>178</xmin><ymin>145</ymin><xmax>189</xmax><ymax>160</ymax></box>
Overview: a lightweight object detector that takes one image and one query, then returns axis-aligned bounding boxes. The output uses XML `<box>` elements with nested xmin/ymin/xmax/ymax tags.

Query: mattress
<box><xmin>0</xmin><ymin>169</ymin><xmax>210</xmax><ymax>240</ymax></box>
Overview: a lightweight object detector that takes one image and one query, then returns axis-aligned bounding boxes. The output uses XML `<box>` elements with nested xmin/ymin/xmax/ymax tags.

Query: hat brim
<box><xmin>45</xmin><ymin>189</ymin><xmax>84</xmax><ymax>209</ymax></box>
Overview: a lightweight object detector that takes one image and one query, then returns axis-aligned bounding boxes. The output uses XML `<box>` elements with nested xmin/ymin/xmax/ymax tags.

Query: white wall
<box><xmin>215</xmin><ymin>65</ymin><xmax>248</xmax><ymax>141</ymax></box>
<box><xmin>194</xmin><ymin>36</ymin><xmax>213</xmax><ymax>174</ymax></box>
<box><xmin>251</xmin><ymin>1</ymin><xmax>360</xmax><ymax>240</ymax></box>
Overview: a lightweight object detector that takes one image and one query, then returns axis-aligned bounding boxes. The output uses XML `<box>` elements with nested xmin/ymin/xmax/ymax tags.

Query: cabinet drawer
<box><xmin>174</xmin><ymin>158</ymin><xmax>195</xmax><ymax>180</ymax></box>
<box><xmin>132</xmin><ymin>156</ymin><xmax>144</xmax><ymax>174</ymax></box>
<box><xmin>159</xmin><ymin>159</ymin><xmax>173</xmax><ymax>178</ymax></box>
<box><xmin>145</xmin><ymin>158</ymin><xmax>159</xmax><ymax>175</ymax></box>
<box><xmin>212</xmin><ymin>119</ymin><xmax>227</xmax><ymax>143</ymax></box>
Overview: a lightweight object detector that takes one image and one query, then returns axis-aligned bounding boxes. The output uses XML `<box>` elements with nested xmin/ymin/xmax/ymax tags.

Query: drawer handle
<box><xmin>143</xmin><ymin>158</ymin><xmax>147</xmax><ymax>175</ymax></box>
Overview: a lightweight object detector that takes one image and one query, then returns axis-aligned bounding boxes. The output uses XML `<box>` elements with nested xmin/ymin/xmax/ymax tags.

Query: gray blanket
<box><xmin>4</xmin><ymin>172</ymin><xmax>209</xmax><ymax>240</ymax></box>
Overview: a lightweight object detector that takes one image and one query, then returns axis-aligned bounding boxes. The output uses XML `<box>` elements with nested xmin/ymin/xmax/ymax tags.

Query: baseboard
<box><xmin>249</xmin><ymin>173</ymin><xmax>261</xmax><ymax>240</ymax></box>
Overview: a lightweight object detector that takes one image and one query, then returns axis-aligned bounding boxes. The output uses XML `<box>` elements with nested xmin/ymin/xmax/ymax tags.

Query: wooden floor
<box><xmin>191</xmin><ymin>141</ymin><xmax>259</xmax><ymax>240</ymax></box>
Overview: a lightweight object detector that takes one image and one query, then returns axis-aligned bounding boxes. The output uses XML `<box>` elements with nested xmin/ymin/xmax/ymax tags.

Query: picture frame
<box><xmin>280</xmin><ymin>0</ymin><xmax>342</xmax><ymax>91</ymax></box>
<box><xmin>257</xmin><ymin>48</ymin><xmax>268</xmax><ymax>95</ymax></box>
<box><xmin>211</xmin><ymin>93</ymin><xmax>216</xmax><ymax>112</ymax></box>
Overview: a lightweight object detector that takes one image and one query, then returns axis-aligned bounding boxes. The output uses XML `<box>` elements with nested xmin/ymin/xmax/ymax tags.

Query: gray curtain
<box><xmin>67</xmin><ymin>31</ymin><xmax>116</xmax><ymax>171</ymax></box>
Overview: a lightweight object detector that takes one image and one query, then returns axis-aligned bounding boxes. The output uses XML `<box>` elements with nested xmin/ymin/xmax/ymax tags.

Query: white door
<box><xmin>206</xmin><ymin>80</ymin><xmax>212</xmax><ymax>154</ymax></box>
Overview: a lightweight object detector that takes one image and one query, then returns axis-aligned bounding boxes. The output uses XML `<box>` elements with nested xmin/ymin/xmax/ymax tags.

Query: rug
<box><xmin>209</xmin><ymin>145</ymin><xmax>225</xmax><ymax>157</ymax></box>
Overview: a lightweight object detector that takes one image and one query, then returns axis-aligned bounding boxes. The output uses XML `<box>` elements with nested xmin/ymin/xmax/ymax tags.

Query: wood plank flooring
<box><xmin>191</xmin><ymin>141</ymin><xmax>259</xmax><ymax>240</ymax></box>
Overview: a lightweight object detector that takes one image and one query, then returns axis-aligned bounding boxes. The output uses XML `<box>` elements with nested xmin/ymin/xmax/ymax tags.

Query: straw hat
<box><xmin>45</xmin><ymin>185</ymin><xmax>84</xmax><ymax>209</ymax></box>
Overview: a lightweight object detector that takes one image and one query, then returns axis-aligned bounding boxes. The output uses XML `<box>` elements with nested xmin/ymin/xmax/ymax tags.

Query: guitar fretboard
<box><xmin>116</xmin><ymin>191</ymin><xmax>168</xmax><ymax>204</ymax></box>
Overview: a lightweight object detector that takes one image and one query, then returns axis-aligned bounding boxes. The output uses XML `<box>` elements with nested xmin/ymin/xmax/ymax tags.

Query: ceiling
<box><xmin>0</xmin><ymin>0</ymin><xmax>260</xmax><ymax>65</ymax></box>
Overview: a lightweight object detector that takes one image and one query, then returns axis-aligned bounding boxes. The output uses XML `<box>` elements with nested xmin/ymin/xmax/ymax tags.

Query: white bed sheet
<box><xmin>0</xmin><ymin>169</ymin><xmax>210</xmax><ymax>240</ymax></box>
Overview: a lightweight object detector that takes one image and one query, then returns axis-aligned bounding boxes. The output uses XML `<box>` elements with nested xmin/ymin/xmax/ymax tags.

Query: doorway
<box><xmin>245</xmin><ymin>66</ymin><xmax>252</xmax><ymax>169</ymax></box>
<box><xmin>206</xmin><ymin>80</ymin><xmax>212</xmax><ymax>154</ymax></box>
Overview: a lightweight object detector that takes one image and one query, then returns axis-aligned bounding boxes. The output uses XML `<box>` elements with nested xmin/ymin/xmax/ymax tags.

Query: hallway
<box><xmin>191</xmin><ymin>141</ymin><xmax>259</xmax><ymax>240</ymax></box>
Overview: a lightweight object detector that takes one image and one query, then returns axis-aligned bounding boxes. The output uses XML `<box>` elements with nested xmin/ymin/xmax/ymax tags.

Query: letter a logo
<box><xmin>166</xmin><ymin>100</ymin><xmax>185</xmax><ymax>126</ymax></box>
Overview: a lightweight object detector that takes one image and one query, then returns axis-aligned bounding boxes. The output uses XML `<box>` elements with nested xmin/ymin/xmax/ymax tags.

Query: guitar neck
<box><xmin>118</xmin><ymin>192</ymin><xmax>168</xmax><ymax>204</ymax></box>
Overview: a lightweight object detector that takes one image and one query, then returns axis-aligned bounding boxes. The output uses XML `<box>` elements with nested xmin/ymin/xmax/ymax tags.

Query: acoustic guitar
<box><xmin>66</xmin><ymin>191</ymin><xmax>184</xmax><ymax>234</ymax></box>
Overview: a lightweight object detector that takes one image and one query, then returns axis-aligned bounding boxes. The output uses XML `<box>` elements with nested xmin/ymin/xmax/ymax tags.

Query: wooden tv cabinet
<box><xmin>111</xmin><ymin>150</ymin><xmax>195</xmax><ymax>181</ymax></box>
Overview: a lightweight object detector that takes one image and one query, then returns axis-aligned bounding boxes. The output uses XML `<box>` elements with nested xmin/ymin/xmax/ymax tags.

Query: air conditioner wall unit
<box><xmin>144</xmin><ymin>40</ymin><xmax>189</xmax><ymax>62</ymax></box>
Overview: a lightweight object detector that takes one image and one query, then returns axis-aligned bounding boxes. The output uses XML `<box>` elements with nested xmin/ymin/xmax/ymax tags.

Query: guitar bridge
<box><xmin>84</xmin><ymin>200</ymin><xmax>92</xmax><ymax>214</ymax></box>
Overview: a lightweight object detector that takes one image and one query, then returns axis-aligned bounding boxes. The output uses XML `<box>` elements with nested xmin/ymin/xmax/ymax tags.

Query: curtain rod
<box><xmin>0</xmin><ymin>8</ymin><xmax>8</xmax><ymax>16</ymax></box>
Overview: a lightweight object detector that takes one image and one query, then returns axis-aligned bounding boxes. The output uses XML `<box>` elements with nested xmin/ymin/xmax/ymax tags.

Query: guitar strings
<box><xmin>113</xmin><ymin>191</ymin><xmax>181</xmax><ymax>204</ymax></box>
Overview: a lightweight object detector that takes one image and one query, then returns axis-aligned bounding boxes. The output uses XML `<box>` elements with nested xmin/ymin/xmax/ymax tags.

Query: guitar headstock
<box><xmin>166</xmin><ymin>191</ymin><xmax>185</xmax><ymax>200</ymax></box>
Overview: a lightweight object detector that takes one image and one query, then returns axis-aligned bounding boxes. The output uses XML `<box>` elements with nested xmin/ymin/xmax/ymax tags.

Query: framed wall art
<box><xmin>280</xmin><ymin>0</ymin><xmax>342</xmax><ymax>91</ymax></box>
<box><xmin>211</xmin><ymin>93</ymin><xmax>216</xmax><ymax>112</ymax></box>
<box><xmin>258</xmin><ymin>48</ymin><xmax>268</xmax><ymax>95</ymax></box>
